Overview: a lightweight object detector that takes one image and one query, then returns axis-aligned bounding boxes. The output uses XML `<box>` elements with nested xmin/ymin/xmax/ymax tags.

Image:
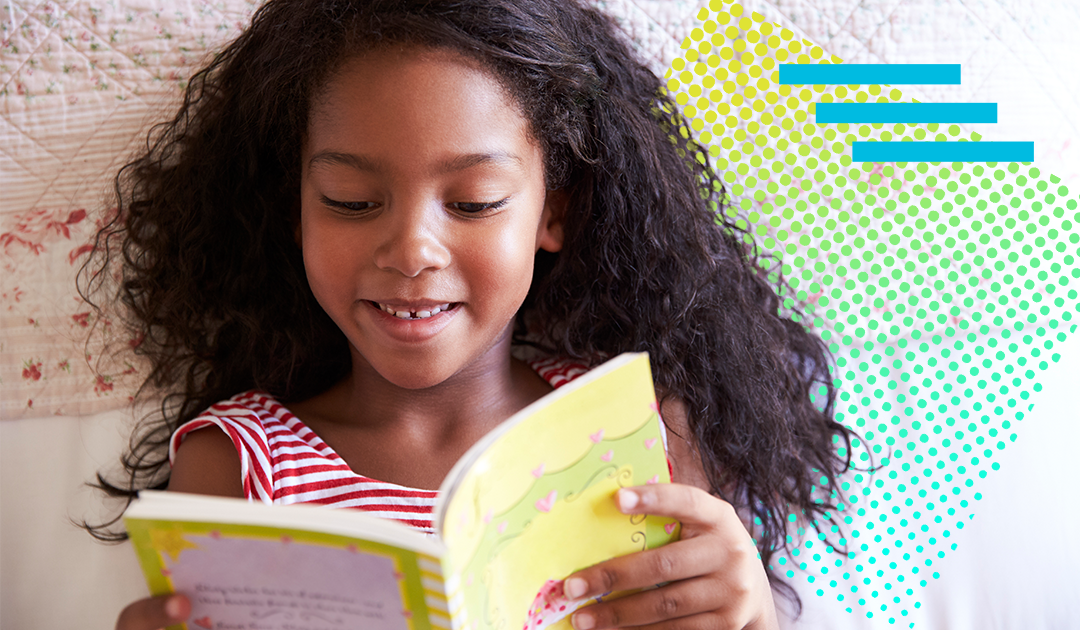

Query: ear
<box><xmin>536</xmin><ymin>189</ymin><xmax>566</xmax><ymax>253</ymax></box>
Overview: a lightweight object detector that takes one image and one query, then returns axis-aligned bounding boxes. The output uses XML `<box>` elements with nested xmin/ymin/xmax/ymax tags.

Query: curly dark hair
<box><xmin>80</xmin><ymin>0</ymin><xmax>856</xmax><ymax>610</ymax></box>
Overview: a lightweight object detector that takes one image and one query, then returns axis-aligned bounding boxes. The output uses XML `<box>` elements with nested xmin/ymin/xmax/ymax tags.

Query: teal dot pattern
<box><xmin>664</xmin><ymin>1</ymin><xmax>1079</xmax><ymax>624</ymax></box>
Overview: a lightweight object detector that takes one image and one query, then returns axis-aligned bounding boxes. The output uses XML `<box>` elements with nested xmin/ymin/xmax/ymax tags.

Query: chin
<box><xmin>382</xmin><ymin>371</ymin><xmax>450</xmax><ymax>391</ymax></box>
<box><xmin>369</xmin><ymin>357</ymin><xmax>459</xmax><ymax>391</ymax></box>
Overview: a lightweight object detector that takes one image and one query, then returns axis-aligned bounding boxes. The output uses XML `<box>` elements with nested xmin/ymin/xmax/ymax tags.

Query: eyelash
<box><xmin>320</xmin><ymin>196</ymin><xmax>509</xmax><ymax>215</ymax></box>
<box><xmin>321</xmin><ymin>196</ymin><xmax>377</xmax><ymax>214</ymax></box>
<box><xmin>451</xmin><ymin>198</ymin><xmax>509</xmax><ymax>214</ymax></box>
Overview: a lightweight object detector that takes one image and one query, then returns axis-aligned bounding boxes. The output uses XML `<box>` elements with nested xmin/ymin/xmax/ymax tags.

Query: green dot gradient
<box><xmin>665</xmin><ymin>1</ymin><xmax>1079</xmax><ymax>625</ymax></box>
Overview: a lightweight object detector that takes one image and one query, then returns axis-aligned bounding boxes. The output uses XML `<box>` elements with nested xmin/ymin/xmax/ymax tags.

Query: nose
<box><xmin>372</xmin><ymin>204</ymin><xmax>451</xmax><ymax>277</ymax></box>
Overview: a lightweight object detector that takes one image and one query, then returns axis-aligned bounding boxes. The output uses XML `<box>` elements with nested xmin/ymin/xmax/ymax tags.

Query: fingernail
<box><xmin>617</xmin><ymin>488</ymin><xmax>639</xmax><ymax>512</ymax></box>
<box><xmin>572</xmin><ymin>611</ymin><xmax>596</xmax><ymax>630</ymax></box>
<box><xmin>164</xmin><ymin>595</ymin><xmax>185</xmax><ymax>619</ymax></box>
<box><xmin>564</xmin><ymin>576</ymin><xmax>588</xmax><ymax>599</ymax></box>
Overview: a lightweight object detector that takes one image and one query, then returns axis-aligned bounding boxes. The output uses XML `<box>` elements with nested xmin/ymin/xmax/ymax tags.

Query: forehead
<box><xmin>305</xmin><ymin>47</ymin><xmax>538</xmax><ymax>168</ymax></box>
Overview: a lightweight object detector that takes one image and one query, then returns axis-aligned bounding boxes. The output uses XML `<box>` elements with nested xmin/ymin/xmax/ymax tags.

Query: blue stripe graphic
<box><xmin>780</xmin><ymin>64</ymin><xmax>961</xmax><ymax>85</ymax></box>
<box><xmin>816</xmin><ymin>103</ymin><xmax>997</xmax><ymax>123</ymax></box>
<box><xmin>852</xmin><ymin>141</ymin><xmax>1034</xmax><ymax>163</ymax></box>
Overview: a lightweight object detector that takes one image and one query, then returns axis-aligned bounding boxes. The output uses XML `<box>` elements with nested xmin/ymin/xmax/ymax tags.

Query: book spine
<box><xmin>418</xmin><ymin>555</ymin><xmax>454</xmax><ymax>629</ymax></box>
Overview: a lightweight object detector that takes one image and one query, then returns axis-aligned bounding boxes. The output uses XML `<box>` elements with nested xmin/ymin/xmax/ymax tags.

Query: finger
<box><xmin>614</xmin><ymin>610</ymin><xmax>751</xmax><ymax>630</ymax></box>
<box><xmin>563</xmin><ymin>534</ymin><xmax>729</xmax><ymax>599</ymax></box>
<box><xmin>116</xmin><ymin>594</ymin><xmax>191</xmax><ymax>630</ymax></box>
<box><xmin>570</xmin><ymin>577</ymin><xmax>723</xmax><ymax>630</ymax></box>
<box><xmin>615</xmin><ymin>485</ymin><xmax>733</xmax><ymax>528</ymax></box>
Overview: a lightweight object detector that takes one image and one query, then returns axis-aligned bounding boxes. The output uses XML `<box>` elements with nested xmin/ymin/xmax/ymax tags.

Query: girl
<box><xmin>83</xmin><ymin>0</ymin><xmax>853</xmax><ymax>628</ymax></box>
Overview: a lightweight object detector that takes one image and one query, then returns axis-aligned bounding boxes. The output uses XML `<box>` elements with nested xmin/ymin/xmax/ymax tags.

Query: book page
<box><xmin>126</xmin><ymin>516</ymin><xmax>450</xmax><ymax>630</ymax></box>
<box><xmin>438</xmin><ymin>353</ymin><xmax>678</xmax><ymax>630</ymax></box>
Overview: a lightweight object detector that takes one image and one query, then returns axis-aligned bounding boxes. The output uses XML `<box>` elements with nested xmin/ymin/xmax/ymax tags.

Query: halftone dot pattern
<box><xmin>664</xmin><ymin>0</ymin><xmax>1080</xmax><ymax>624</ymax></box>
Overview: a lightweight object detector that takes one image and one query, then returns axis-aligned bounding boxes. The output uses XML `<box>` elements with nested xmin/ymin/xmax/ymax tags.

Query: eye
<box><xmin>450</xmin><ymin>198</ymin><xmax>510</xmax><ymax>215</ymax></box>
<box><xmin>321</xmin><ymin>195</ymin><xmax>379</xmax><ymax>214</ymax></box>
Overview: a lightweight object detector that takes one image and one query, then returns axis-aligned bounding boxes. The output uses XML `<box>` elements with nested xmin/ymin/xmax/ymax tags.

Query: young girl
<box><xmin>84</xmin><ymin>0</ymin><xmax>853</xmax><ymax>628</ymax></box>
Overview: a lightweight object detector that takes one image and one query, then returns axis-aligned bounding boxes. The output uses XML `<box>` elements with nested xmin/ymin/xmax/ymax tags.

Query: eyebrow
<box><xmin>306</xmin><ymin>150</ymin><xmax>524</xmax><ymax>174</ymax></box>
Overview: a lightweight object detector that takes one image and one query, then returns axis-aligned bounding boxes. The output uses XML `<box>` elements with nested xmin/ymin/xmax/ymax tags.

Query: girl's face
<box><xmin>300</xmin><ymin>47</ymin><xmax>564</xmax><ymax>390</ymax></box>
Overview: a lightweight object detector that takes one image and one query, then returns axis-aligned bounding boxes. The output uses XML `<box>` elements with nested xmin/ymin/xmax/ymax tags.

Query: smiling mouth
<box><xmin>371</xmin><ymin>301</ymin><xmax>457</xmax><ymax>320</ymax></box>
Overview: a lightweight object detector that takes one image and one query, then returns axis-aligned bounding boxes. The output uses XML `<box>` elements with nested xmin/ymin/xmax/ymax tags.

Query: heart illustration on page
<box><xmin>590</xmin><ymin>429</ymin><xmax>604</xmax><ymax>443</ymax></box>
<box><xmin>532</xmin><ymin>464</ymin><xmax>545</xmax><ymax>478</ymax></box>
<box><xmin>601</xmin><ymin>450</ymin><xmax>614</xmax><ymax>461</ymax></box>
<box><xmin>193</xmin><ymin>617</ymin><xmax>212</xmax><ymax>629</ymax></box>
<box><xmin>644</xmin><ymin>438</ymin><xmax>657</xmax><ymax>450</ymax></box>
<box><xmin>535</xmin><ymin>490</ymin><xmax>557</xmax><ymax>513</ymax></box>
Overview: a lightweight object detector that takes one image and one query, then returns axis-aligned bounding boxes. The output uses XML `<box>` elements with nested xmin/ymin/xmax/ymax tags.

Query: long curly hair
<box><xmin>81</xmin><ymin>0</ymin><xmax>856</xmax><ymax>609</ymax></box>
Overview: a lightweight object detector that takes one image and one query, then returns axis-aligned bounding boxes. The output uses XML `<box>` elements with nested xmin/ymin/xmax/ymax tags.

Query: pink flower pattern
<box><xmin>22</xmin><ymin>360</ymin><xmax>42</xmax><ymax>381</ymax></box>
<box><xmin>1</xmin><ymin>1</ymin><xmax>262</xmax><ymax>418</ymax></box>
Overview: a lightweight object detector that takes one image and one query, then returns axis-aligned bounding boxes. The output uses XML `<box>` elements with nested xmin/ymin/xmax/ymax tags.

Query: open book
<box><xmin>125</xmin><ymin>352</ymin><xmax>679</xmax><ymax>630</ymax></box>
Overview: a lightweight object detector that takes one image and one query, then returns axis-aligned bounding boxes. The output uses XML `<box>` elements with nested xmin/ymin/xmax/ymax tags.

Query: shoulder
<box><xmin>167</xmin><ymin>390</ymin><xmax>279</xmax><ymax>499</ymax></box>
<box><xmin>168</xmin><ymin>426</ymin><xmax>244</xmax><ymax>498</ymax></box>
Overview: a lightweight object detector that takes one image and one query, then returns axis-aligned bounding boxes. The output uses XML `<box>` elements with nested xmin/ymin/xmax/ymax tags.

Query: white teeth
<box><xmin>377</xmin><ymin>302</ymin><xmax>453</xmax><ymax>320</ymax></box>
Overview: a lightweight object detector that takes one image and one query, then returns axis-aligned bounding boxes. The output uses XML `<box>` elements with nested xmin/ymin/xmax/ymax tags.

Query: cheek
<box><xmin>301</xmin><ymin>250</ymin><xmax>339</xmax><ymax>314</ymax></box>
<box><xmin>468</xmin><ymin>223</ymin><xmax>538</xmax><ymax>308</ymax></box>
<box><xmin>300</xmin><ymin>216</ymin><xmax>360</xmax><ymax>303</ymax></box>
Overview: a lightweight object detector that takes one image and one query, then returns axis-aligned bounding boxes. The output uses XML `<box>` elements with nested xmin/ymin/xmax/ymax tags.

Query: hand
<box><xmin>564</xmin><ymin>484</ymin><xmax>778</xmax><ymax>630</ymax></box>
<box><xmin>116</xmin><ymin>594</ymin><xmax>191</xmax><ymax>630</ymax></box>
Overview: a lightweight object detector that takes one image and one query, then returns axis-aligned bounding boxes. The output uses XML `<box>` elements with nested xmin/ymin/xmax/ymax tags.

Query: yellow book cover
<box><xmin>125</xmin><ymin>352</ymin><xmax>678</xmax><ymax>630</ymax></box>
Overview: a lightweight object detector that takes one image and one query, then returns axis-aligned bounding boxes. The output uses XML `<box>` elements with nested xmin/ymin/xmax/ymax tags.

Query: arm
<box><xmin>561</xmin><ymin>398</ymin><xmax>779</xmax><ymax>630</ymax></box>
<box><xmin>166</xmin><ymin>426</ymin><xmax>245</xmax><ymax>497</ymax></box>
<box><xmin>117</xmin><ymin>427</ymin><xmax>244</xmax><ymax>629</ymax></box>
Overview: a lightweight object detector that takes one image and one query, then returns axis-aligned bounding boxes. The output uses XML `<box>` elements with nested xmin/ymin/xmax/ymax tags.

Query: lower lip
<box><xmin>364</xmin><ymin>301</ymin><xmax>459</xmax><ymax>342</ymax></box>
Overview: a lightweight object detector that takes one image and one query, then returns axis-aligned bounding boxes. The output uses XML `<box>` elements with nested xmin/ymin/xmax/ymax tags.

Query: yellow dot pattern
<box><xmin>665</xmin><ymin>0</ymin><xmax>1080</xmax><ymax>624</ymax></box>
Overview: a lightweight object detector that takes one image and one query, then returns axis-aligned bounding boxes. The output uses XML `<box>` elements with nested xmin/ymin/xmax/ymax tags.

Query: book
<box><xmin>125</xmin><ymin>352</ymin><xmax>678</xmax><ymax>630</ymax></box>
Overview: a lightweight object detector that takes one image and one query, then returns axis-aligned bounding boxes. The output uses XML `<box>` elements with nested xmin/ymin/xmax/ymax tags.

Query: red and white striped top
<box><xmin>168</xmin><ymin>356</ymin><xmax>591</xmax><ymax>535</ymax></box>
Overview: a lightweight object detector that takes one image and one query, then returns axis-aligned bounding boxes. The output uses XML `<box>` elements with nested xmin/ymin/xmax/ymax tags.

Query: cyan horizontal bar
<box><xmin>816</xmin><ymin>103</ymin><xmax>997</xmax><ymax>123</ymax></box>
<box><xmin>780</xmin><ymin>64</ymin><xmax>961</xmax><ymax>85</ymax></box>
<box><xmin>852</xmin><ymin>141</ymin><xmax>1034</xmax><ymax>163</ymax></box>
